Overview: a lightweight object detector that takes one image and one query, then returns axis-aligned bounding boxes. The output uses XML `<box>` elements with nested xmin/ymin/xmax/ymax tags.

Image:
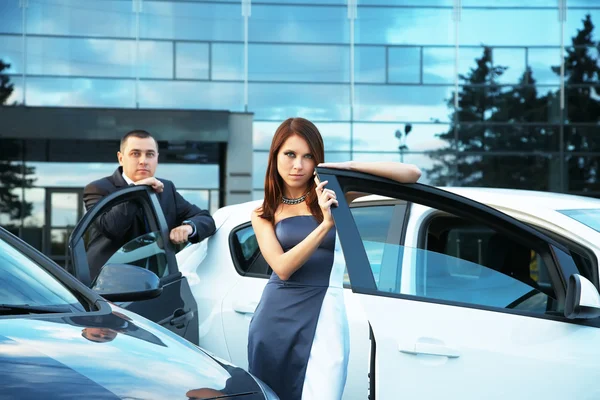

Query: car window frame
<box><xmin>319</xmin><ymin>167</ymin><xmax>589</xmax><ymax>325</ymax></box>
<box><xmin>69</xmin><ymin>186</ymin><xmax>181</xmax><ymax>287</ymax></box>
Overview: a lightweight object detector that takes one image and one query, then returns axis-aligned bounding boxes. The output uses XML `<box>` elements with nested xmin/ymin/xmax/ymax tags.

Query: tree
<box><xmin>552</xmin><ymin>14</ymin><xmax>600</xmax><ymax>193</ymax></box>
<box><xmin>427</xmin><ymin>47</ymin><xmax>556</xmax><ymax>189</ymax></box>
<box><xmin>0</xmin><ymin>59</ymin><xmax>35</xmax><ymax>231</ymax></box>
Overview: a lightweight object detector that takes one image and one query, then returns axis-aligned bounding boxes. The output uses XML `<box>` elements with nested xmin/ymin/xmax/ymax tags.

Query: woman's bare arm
<box><xmin>319</xmin><ymin>161</ymin><xmax>422</xmax><ymax>183</ymax></box>
<box><xmin>251</xmin><ymin>212</ymin><xmax>333</xmax><ymax>281</ymax></box>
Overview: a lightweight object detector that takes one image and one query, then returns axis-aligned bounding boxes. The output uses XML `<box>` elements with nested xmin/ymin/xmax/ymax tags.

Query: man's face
<box><xmin>118</xmin><ymin>136</ymin><xmax>158</xmax><ymax>182</ymax></box>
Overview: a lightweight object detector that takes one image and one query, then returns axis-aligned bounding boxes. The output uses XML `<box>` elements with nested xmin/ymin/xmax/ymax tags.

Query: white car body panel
<box><xmin>177</xmin><ymin>188</ymin><xmax>600</xmax><ymax>399</ymax></box>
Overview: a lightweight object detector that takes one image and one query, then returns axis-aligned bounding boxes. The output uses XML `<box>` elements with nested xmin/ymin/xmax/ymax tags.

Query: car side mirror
<box><xmin>91</xmin><ymin>263</ymin><xmax>163</xmax><ymax>302</ymax></box>
<box><xmin>564</xmin><ymin>274</ymin><xmax>600</xmax><ymax>320</ymax></box>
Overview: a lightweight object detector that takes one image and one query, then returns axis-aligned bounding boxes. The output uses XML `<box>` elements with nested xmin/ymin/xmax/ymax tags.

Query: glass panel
<box><xmin>177</xmin><ymin>190</ymin><xmax>209</xmax><ymax>211</ymax></box>
<box><xmin>426</xmin><ymin>154</ymin><xmax>557</xmax><ymax>190</ymax></box>
<box><xmin>460</xmin><ymin>9</ymin><xmax>561</xmax><ymax>46</ymax></box>
<box><xmin>456</xmin><ymin>123</ymin><xmax>560</xmax><ymax>152</ymax></box>
<box><xmin>51</xmin><ymin>193</ymin><xmax>78</xmax><ymax>227</ymax></box>
<box><xmin>26</xmin><ymin>77</ymin><xmax>136</xmax><ymax>107</ymax></box>
<box><xmin>0</xmin><ymin>188</ymin><xmax>22</xmax><ymax>233</ymax></box>
<box><xmin>566</xmin><ymin>155</ymin><xmax>600</xmax><ymax>193</ymax></box>
<box><xmin>251</xmin><ymin>5</ymin><xmax>348</xmax><ymax>44</ymax></box>
<box><xmin>1</xmin><ymin>237</ymin><xmax>84</xmax><ymax>310</ymax></box>
<box><xmin>104</xmin><ymin>231</ymin><xmax>169</xmax><ymax>278</ymax></box>
<box><xmin>141</xmin><ymin>2</ymin><xmax>242</xmax><ymax>41</ymax></box>
<box><xmin>23</xmin><ymin>188</ymin><xmax>45</xmax><ymax>228</ymax></box>
<box><xmin>138</xmin><ymin>81</ymin><xmax>244</xmax><ymax>111</ymax></box>
<box><xmin>0</xmin><ymin>35</ymin><xmax>23</xmax><ymax>74</ymax></box>
<box><xmin>28</xmin><ymin>162</ymin><xmax>113</xmax><ymax>188</ymax></box>
<box><xmin>249</xmin><ymin>44</ymin><xmax>349</xmax><ymax>83</ymax></box>
<box><xmin>209</xmin><ymin>190</ymin><xmax>220</xmax><ymax>216</ymax></box>
<box><xmin>253</xmin><ymin>189</ymin><xmax>264</xmax><ymax>200</ymax></box>
<box><xmin>354</xmin><ymin>85</ymin><xmax>452</xmax><ymax>122</ymax></box>
<box><xmin>528</xmin><ymin>48</ymin><xmax>562</xmax><ymax>85</ymax></box>
<box><xmin>324</xmin><ymin>151</ymin><xmax>351</xmax><ymax>163</ymax></box>
<box><xmin>51</xmin><ymin>228</ymin><xmax>70</xmax><ymax>256</ymax></box>
<box><xmin>0</xmin><ymin>2</ymin><xmax>22</xmax><ymax>34</ymax></box>
<box><xmin>27</xmin><ymin>37</ymin><xmax>173</xmax><ymax>79</ymax></box>
<box><xmin>388</xmin><ymin>47</ymin><xmax>420</xmax><ymax>83</ymax></box>
<box><xmin>356</xmin><ymin>46</ymin><xmax>386</xmax><ymax>83</ymax></box>
<box><xmin>253</xmin><ymin>121</ymin><xmax>351</xmax><ymax>151</ymax></box>
<box><xmin>157</xmin><ymin>164</ymin><xmax>219</xmax><ymax>189</ymax></box>
<box><xmin>28</xmin><ymin>0</ymin><xmax>134</xmax><ymax>38</ymax></box>
<box><xmin>423</xmin><ymin>47</ymin><xmax>483</xmax><ymax>84</ymax></box>
<box><xmin>564</xmin><ymin>125</ymin><xmax>600</xmax><ymax>152</ymax></box>
<box><xmin>253</xmin><ymin>151</ymin><xmax>268</xmax><ymax>189</ymax></box>
<box><xmin>212</xmin><ymin>43</ymin><xmax>243</xmax><ymax>81</ymax></box>
<box><xmin>353</xmin><ymin>123</ymin><xmax>449</xmax><ymax>153</ymax></box>
<box><xmin>176</xmin><ymin>42</ymin><xmax>209</xmax><ymax>80</ymax></box>
<box><xmin>562</xmin><ymin>12</ymin><xmax>600</xmax><ymax>125</ymax></box>
<box><xmin>559</xmin><ymin>209</ymin><xmax>600</xmax><ymax>233</ymax></box>
<box><xmin>356</xmin><ymin>7</ymin><xmax>453</xmax><ymax>46</ymax></box>
<box><xmin>492</xmin><ymin>48</ymin><xmax>527</xmax><ymax>85</ymax></box>
<box><xmin>564</xmin><ymin>10</ymin><xmax>600</xmax><ymax>49</ymax></box>
<box><xmin>248</xmin><ymin>83</ymin><xmax>351</xmax><ymax>121</ymax></box>
<box><xmin>350</xmin><ymin>205</ymin><xmax>398</xmax><ymax>286</ymax></box>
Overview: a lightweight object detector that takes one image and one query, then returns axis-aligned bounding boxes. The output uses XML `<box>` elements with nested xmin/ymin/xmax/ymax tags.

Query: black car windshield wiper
<box><xmin>0</xmin><ymin>303</ymin><xmax>72</xmax><ymax>315</ymax></box>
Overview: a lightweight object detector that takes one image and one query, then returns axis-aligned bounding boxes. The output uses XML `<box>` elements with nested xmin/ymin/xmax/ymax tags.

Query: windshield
<box><xmin>559</xmin><ymin>209</ymin><xmax>600</xmax><ymax>233</ymax></box>
<box><xmin>0</xmin><ymin>237</ymin><xmax>85</xmax><ymax>312</ymax></box>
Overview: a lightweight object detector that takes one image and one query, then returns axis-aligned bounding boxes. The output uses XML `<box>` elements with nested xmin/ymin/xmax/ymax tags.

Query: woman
<box><xmin>248</xmin><ymin>117</ymin><xmax>421</xmax><ymax>400</ymax></box>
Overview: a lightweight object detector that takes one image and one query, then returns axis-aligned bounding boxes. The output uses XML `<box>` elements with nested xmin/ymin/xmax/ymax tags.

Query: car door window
<box><xmin>421</xmin><ymin>215</ymin><xmax>555</xmax><ymax>313</ymax></box>
<box><xmin>348</xmin><ymin>202</ymin><xmax>407</xmax><ymax>287</ymax></box>
<box><xmin>343</xmin><ymin>193</ymin><xmax>568</xmax><ymax>317</ymax></box>
<box><xmin>230</xmin><ymin>223</ymin><xmax>272</xmax><ymax>278</ymax></box>
<box><xmin>71</xmin><ymin>187</ymin><xmax>179</xmax><ymax>287</ymax></box>
<box><xmin>83</xmin><ymin>199</ymin><xmax>170</xmax><ymax>281</ymax></box>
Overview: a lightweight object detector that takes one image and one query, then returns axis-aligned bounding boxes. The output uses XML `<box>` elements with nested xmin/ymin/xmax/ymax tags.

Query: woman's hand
<box><xmin>314</xmin><ymin>176</ymin><xmax>338</xmax><ymax>228</ymax></box>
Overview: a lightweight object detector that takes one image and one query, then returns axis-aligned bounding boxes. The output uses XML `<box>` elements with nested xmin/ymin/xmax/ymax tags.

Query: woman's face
<box><xmin>277</xmin><ymin>134</ymin><xmax>316</xmax><ymax>193</ymax></box>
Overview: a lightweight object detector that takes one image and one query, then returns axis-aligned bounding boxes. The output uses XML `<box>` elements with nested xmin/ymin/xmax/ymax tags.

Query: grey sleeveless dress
<box><xmin>247</xmin><ymin>215</ymin><xmax>350</xmax><ymax>400</ymax></box>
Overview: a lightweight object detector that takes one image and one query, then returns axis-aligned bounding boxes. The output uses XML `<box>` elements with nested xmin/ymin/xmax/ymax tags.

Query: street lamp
<box><xmin>395</xmin><ymin>123</ymin><xmax>412</xmax><ymax>162</ymax></box>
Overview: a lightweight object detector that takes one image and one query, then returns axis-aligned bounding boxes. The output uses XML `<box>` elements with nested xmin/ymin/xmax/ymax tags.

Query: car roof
<box><xmin>352</xmin><ymin>187</ymin><xmax>600</xmax><ymax>212</ymax></box>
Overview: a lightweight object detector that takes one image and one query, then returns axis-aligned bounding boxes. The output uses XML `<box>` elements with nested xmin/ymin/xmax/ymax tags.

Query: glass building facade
<box><xmin>1</xmin><ymin>0</ymin><xmax>600</xmax><ymax>263</ymax></box>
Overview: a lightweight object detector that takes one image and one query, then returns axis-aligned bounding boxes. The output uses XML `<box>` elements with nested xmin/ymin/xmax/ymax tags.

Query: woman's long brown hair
<box><xmin>258</xmin><ymin>117</ymin><xmax>325</xmax><ymax>224</ymax></box>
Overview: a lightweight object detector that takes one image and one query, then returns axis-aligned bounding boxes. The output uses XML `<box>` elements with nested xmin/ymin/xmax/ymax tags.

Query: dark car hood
<box><xmin>0</xmin><ymin>302</ymin><xmax>262</xmax><ymax>399</ymax></box>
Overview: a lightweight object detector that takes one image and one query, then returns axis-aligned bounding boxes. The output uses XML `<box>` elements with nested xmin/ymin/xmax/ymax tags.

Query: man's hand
<box><xmin>134</xmin><ymin>177</ymin><xmax>164</xmax><ymax>193</ymax></box>
<box><xmin>170</xmin><ymin>224</ymin><xmax>193</xmax><ymax>244</ymax></box>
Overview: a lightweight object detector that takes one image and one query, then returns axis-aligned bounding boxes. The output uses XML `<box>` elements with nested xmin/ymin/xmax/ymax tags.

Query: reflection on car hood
<box><xmin>0</xmin><ymin>302</ymin><xmax>263</xmax><ymax>399</ymax></box>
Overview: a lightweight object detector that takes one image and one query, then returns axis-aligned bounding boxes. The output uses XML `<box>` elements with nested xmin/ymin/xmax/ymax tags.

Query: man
<box><xmin>83</xmin><ymin>130</ymin><xmax>216</xmax><ymax>281</ymax></box>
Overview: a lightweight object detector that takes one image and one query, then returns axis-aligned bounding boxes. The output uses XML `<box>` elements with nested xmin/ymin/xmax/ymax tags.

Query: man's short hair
<box><xmin>120</xmin><ymin>130</ymin><xmax>158</xmax><ymax>152</ymax></box>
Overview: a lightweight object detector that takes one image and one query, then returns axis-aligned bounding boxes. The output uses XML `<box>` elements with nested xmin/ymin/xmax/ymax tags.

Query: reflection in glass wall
<box><xmin>2</xmin><ymin>1</ymin><xmax>600</xmax><ymax>198</ymax></box>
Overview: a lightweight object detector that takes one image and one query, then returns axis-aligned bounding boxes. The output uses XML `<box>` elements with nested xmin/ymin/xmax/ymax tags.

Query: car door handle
<box><xmin>399</xmin><ymin>342</ymin><xmax>461</xmax><ymax>358</ymax></box>
<box><xmin>170</xmin><ymin>309</ymin><xmax>193</xmax><ymax>328</ymax></box>
<box><xmin>233</xmin><ymin>301</ymin><xmax>258</xmax><ymax>315</ymax></box>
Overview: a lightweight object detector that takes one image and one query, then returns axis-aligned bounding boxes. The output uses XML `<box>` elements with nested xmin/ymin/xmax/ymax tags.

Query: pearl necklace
<box><xmin>282</xmin><ymin>193</ymin><xmax>307</xmax><ymax>205</ymax></box>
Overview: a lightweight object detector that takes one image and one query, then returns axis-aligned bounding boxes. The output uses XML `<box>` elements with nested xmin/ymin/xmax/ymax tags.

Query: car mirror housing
<box><xmin>565</xmin><ymin>274</ymin><xmax>600</xmax><ymax>320</ymax></box>
<box><xmin>92</xmin><ymin>263</ymin><xmax>163</xmax><ymax>302</ymax></box>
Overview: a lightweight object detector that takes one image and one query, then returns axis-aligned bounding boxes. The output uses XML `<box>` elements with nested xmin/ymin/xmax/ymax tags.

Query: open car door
<box><xmin>68</xmin><ymin>185</ymin><xmax>199</xmax><ymax>345</ymax></box>
<box><xmin>318</xmin><ymin>166</ymin><xmax>600</xmax><ymax>400</ymax></box>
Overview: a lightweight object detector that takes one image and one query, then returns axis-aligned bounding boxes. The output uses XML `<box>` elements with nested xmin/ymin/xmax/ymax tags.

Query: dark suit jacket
<box><xmin>83</xmin><ymin>167</ymin><xmax>216</xmax><ymax>281</ymax></box>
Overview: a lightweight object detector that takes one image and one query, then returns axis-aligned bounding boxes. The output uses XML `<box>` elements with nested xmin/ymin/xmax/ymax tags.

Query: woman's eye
<box><xmin>304</xmin><ymin>154</ymin><xmax>313</xmax><ymax>159</ymax></box>
<box><xmin>285</xmin><ymin>152</ymin><xmax>295</xmax><ymax>157</ymax></box>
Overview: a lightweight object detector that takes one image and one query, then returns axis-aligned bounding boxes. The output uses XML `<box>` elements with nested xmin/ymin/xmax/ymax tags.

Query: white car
<box><xmin>70</xmin><ymin>167</ymin><xmax>600</xmax><ymax>400</ymax></box>
<box><xmin>174</xmin><ymin>167</ymin><xmax>600</xmax><ymax>400</ymax></box>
